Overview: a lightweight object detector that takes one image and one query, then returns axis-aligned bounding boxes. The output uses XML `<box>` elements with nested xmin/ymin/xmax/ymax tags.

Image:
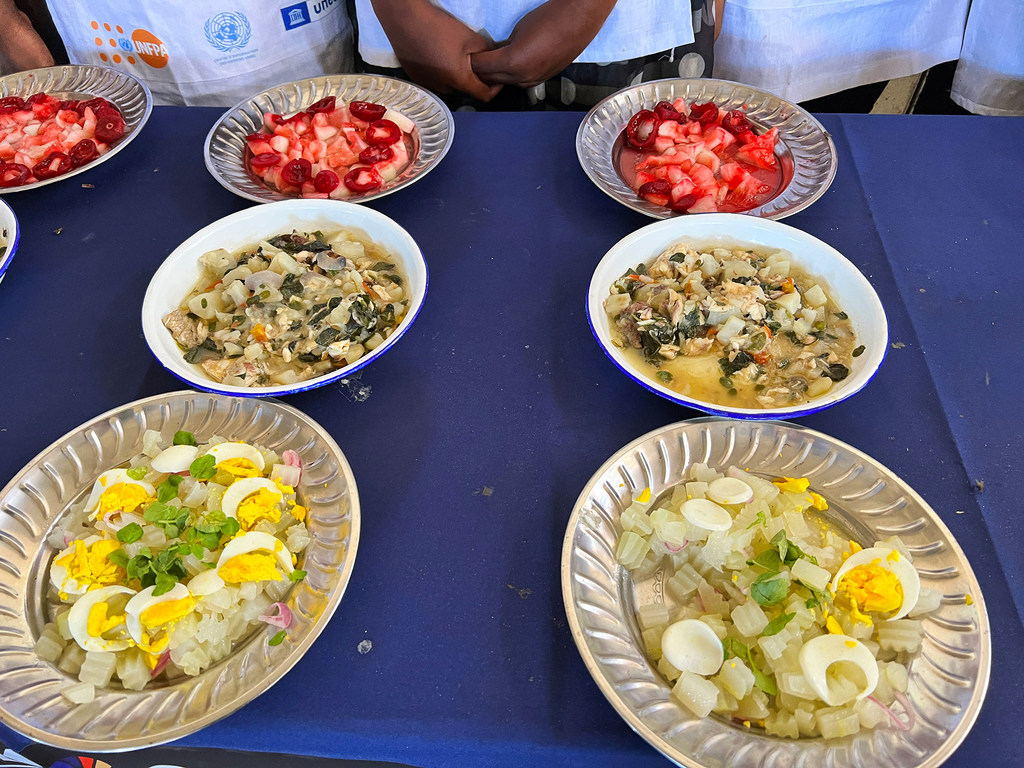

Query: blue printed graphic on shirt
<box><xmin>204</xmin><ymin>11</ymin><xmax>253</xmax><ymax>52</ymax></box>
<box><xmin>281</xmin><ymin>2</ymin><xmax>311</xmax><ymax>30</ymax></box>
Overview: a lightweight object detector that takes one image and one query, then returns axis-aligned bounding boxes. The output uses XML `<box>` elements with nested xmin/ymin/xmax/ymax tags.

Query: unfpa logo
<box><xmin>204</xmin><ymin>11</ymin><xmax>252</xmax><ymax>52</ymax></box>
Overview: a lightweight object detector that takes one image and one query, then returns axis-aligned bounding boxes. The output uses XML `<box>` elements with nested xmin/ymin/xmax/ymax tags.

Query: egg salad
<box><xmin>35</xmin><ymin>431</ymin><xmax>312</xmax><ymax>704</ymax></box>
<box><xmin>615</xmin><ymin>466</ymin><xmax>939</xmax><ymax>739</ymax></box>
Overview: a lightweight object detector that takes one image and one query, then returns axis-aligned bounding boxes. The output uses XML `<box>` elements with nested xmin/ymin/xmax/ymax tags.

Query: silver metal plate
<box><xmin>0</xmin><ymin>391</ymin><xmax>360</xmax><ymax>750</ymax></box>
<box><xmin>576</xmin><ymin>78</ymin><xmax>837</xmax><ymax>220</ymax></box>
<box><xmin>204</xmin><ymin>74</ymin><xmax>454</xmax><ymax>204</ymax></box>
<box><xmin>562</xmin><ymin>418</ymin><xmax>990</xmax><ymax>768</ymax></box>
<box><xmin>0</xmin><ymin>65</ymin><xmax>153</xmax><ymax>194</ymax></box>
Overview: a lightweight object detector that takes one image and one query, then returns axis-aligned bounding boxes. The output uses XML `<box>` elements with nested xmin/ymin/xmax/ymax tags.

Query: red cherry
<box><xmin>313</xmin><ymin>169</ymin><xmax>340</xmax><ymax>193</ymax></box>
<box><xmin>281</xmin><ymin>158</ymin><xmax>312</xmax><ymax>186</ymax></box>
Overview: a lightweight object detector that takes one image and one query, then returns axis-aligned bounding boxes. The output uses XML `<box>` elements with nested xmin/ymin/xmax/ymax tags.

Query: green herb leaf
<box><xmin>762</xmin><ymin>612</ymin><xmax>796</xmax><ymax>636</ymax></box>
<box><xmin>722</xmin><ymin>637</ymin><xmax>749</xmax><ymax>662</ymax></box>
<box><xmin>221</xmin><ymin>517</ymin><xmax>240</xmax><ymax>538</ymax></box>
<box><xmin>752</xmin><ymin>666</ymin><xmax>778</xmax><ymax>696</ymax></box>
<box><xmin>173</xmin><ymin>430</ymin><xmax>197</xmax><ymax>446</ymax></box>
<box><xmin>117</xmin><ymin>523</ymin><xmax>144</xmax><ymax>544</ymax></box>
<box><xmin>750</xmin><ymin>573</ymin><xmax>789</xmax><ymax>606</ymax></box>
<box><xmin>746</xmin><ymin>510</ymin><xmax>768</xmax><ymax>530</ymax></box>
<box><xmin>269</xmin><ymin>630</ymin><xmax>287</xmax><ymax>646</ymax></box>
<box><xmin>126</xmin><ymin>466</ymin><xmax>148</xmax><ymax>480</ymax></box>
<box><xmin>107</xmin><ymin>549</ymin><xmax>129</xmax><ymax>568</ymax></box>
<box><xmin>288</xmin><ymin>569</ymin><xmax>307</xmax><ymax>582</ymax></box>
<box><xmin>770</xmin><ymin>529</ymin><xmax>790</xmax><ymax>562</ymax></box>
<box><xmin>656</xmin><ymin>370</ymin><xmax>673</xmax><ymax>384</ymax></box>
<box><xmin>852</xmin><ymin>345</ymin><xmax>865</xmax><ymax>358</ymax></box>
<box><xmin>157</xmin><ymin>475</ymin><xmax>182</xmax><ymax>503</ymax></box>
<box><xmin>748</xmin><ymin>548</ymin><xmax>782</xmax><ymax>572</ymax></box>
<box><xmin>153</xmin><ymin>572</ymin><xmax>177</xmax><ymax>596</ymax></box>
<box><xmin>190</xmin><ymin>454</ymin><xmax>216</xmax><ymax>480</ymax></box>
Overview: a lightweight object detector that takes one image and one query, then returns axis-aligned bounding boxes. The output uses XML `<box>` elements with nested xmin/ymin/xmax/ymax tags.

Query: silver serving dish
<box><xmin>562</xmin><ymin>418</ymin><xmax>990</xmax><ymax>768</ymax></box>
<box><xmin>0</xmin><ymin>391</ymin><xmax>360</xmax><ymax>750</ymax></box>
<box><xmin>0</xmin><ymin>65</ymin><xmax>152</xmax><ymax>193</ymax></box>
<box><xmin>576</xmin><ymin>78</ymin><xmax>837</xmax><ymax>220</ymax></box>
<box><xmin>205</xmin><ymin>74</ymin><xmax>454</xmax><ymax>204</ymax></box>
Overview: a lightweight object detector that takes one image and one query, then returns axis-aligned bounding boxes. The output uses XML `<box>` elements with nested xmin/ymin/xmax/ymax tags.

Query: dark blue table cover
<box><xmin>0</xmin><ymin>109</ymin><xmax>1021</xmax><ymax>767</ymax></box>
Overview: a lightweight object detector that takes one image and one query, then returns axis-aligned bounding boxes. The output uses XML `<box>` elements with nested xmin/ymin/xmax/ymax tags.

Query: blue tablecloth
<box><xmin>0</xmin><ymin>109</ymin><xmax>1021</xmax><ymax>766</ymax></box>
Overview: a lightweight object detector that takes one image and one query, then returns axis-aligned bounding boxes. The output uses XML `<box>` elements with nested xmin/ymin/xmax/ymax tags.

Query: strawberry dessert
<box><xmin>621</xmin><ymin>99</ymin><xmax>782</xmax><ymax>214</ymax></box>
<box><xmin>244</xmin><ymin>96</ymin><xmax>415</xmax><ymax>199</ymax></box>
<box><xmin>0</xmin><ymin>93</ymin><xmax>126</xmax><ymax>188</ymax></box>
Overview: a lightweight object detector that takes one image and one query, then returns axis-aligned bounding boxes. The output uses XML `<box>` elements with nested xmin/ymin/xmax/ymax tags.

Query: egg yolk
<box><xmin>235</xmin><ymin>488</ymin><xmax>283</xmax><ymax>530</ymax></box>
<box><xmin>837</xmin><ymin>563</ymin><xmax>904</xmax><ymax>615</ymax></box>
<box><xmin>773</xmin><ymin>476</ymin><xmax>810</xmax><ymax>493</ymax></box>
<box><xmin>54</xmin><ymin>539</ymin><xmax>125</xmax><ymax>594</ymax></box>
<box><xmin>97</xmin><ymin>483</ymin><xmax>154</xmax><ymax>519</ymax></box>
<box><xmin>140</xmin><ymin>596</ymin><xmax>196</xmax><ymax>629</ymax></box>
<box><xmin>289</xmin><ymin>503</ymin><xmax>307</xmax><ymax>522</ymax></box>
<box><xmin>87</xmin><ymin>601</ymin><xmax>126</xmax><ymax>637</ymax></box>
<box><xmin>217</xmin><ymin>458</ymin><xmax>262</xmax><ymax>478</ymax></box>
<box><xmin>219</xmin><ymin>552</ymin><xmax>283</xmax><ymax>583</ymax></box>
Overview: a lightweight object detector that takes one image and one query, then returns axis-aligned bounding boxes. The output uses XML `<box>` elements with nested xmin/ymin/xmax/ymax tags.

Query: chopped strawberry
<box><xmin>695</xmin><ymin>150</ymin><xmax>721</xmax><ymax>174</ymax></box>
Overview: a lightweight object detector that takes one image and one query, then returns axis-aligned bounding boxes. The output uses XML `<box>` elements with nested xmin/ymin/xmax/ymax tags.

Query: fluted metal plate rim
<box><xmin>204</xmin><ymin>74</ymin><xmax>454</xmax><ymax>204</ymax></box>
<box><xmin>576</xmin><ymin>78</ymin><xmax>837</xmax><ymax>220</ymax></box>
<box><xmin>0</xmin><ymin>391</ymin><xmax>360</xmax><ymax>750</ymax></box>
<box><xmin>562</xmin><ymin>417</ymin><xmax>990</xmax><ymax>768</ymax></box>
<box><xmin>0</xmin><ymin>65</ymin><xmax>153</xmax><ymax>194</ymax></box>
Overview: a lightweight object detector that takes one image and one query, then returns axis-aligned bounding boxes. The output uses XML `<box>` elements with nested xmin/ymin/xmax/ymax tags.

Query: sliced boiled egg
<box><xmin>125</xmin><ymin>583</ymin><xmax>196</xmax><ymax>655</ymax></box>
<box><xmin>706</xmin><ymin>477</ymin><xmax>754</xmax><ymax>506</ymax></box>
<box><xmin>221</xmin><ymin>477</ymin><xmax>283</xmax><ymax>530</ymax></box>
<box><xmin>679</xmin><ymin>498</ymin><xmax>733</xmax><ymax>531</ymax></box>
<box><xmin>216</xmin><ymin>531</ymin><xmax>293</xmax><ymax>584</ymax></box>
<box><xmin>831</xmin><ymin>546</ymin><xmax>920</xmax><ymax>620</ymax></box>
<box><xmin>150</xmin><ymin>444</ymin><xmax>200</xmax><ymax>474</ymax></box>
<box><xmin>187</xmin><ymin>567</ymin><xmax>226</xmax><ymax>597</ymax></box>
<box><xmin>661</xmin><ymin>619</ymin><xmax>724</xmax><ymax>676</ymax></box>
<box><xmin>50</xmin><ymin>536</ymin><xmax>125</xmax><ymax>597</ymax></box>
<box><xmin>798</xmin><ymin>634</ymin><xmax>879</xmax><ymax>706</ymax></box>
<box><xmin>68</xmin><ymin>584</ymin><xmax>135</xmax><ymax>652</ymax></box>
<box><xmin>205</xmin><ymin>442</ymin><xmax>265</xmax><ymax>478</ymax></box>
<box><xmin>83</xmin><ymin>470</ymin><xmax>155</xmax><ymax>520</ymax></box>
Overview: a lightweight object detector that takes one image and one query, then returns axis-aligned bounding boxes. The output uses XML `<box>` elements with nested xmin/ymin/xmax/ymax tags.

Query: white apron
<box><xmin>714</xmin><ymin>0</ymin><xmax>970</xmax><ymax>105</ymax></box>
<box><xmin>46</xmin><ymin>1</ymin><xmax>353</xmax><ymax>106</ymax></box>
<box><xmin>354</xmin><ymin>0</ymin><xmax>694</xmax><ymax>68</ymax></box>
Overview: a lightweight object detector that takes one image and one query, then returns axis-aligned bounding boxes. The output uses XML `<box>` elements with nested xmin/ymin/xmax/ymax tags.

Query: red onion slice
<box><xmin>258</xmin><ymin>602</ymin><xmax>293</xmax><ymax>629</ymax></box>
<box><xmin>867</xmin><ymin>694</ymin><xmax>914</xmax><ymax>730</ymax></box>
<box><xmin>151</xmin><ymin>650</ymin><xmax>171</xmax><ymax>677</ymax></box>
<box><xmin>244</xmin><ymin>270</ymin><xmax>284</xmax><ymax>292</ymax></box>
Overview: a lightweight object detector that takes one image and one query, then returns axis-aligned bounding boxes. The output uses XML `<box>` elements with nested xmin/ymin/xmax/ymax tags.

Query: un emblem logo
<box><xmin>204</xmin><ymin>11</ymin><xmax>252</xmax><ymax>52</ymax></box>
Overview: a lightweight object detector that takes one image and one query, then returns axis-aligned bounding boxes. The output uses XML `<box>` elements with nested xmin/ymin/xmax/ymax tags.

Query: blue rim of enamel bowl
<box><xmin>144</xmin><ymin>264</ymin><xmax>428</xmax><ymax>398</ymax></box>
<box><xmin>0</xmin><ymin>199</ymin><xmax>20</xmax><ymax>283</ymax></box>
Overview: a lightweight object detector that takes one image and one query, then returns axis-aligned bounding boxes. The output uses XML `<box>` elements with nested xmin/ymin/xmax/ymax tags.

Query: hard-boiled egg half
<box><xmin>221</xmin><ymin>477</ymin><xmax>284</xmax><ymax>530</ymax></box>
<box><xmin>125</xmin><ymin>583</ymin><xmax>196</xmax><ymax>655</ymax></box>
<box><xmin>68</xmin><ymin>584</ymin><xmax>136</xmax><ymax>652</ymax></box>
<box><xmin>216</xmin><ymin>531</ymin><xmax>293</xmax><ymax>584</ymax></box>
<box><xmin>150</xmin><ymin>444</ymin><xmax>200</xmax><ymax>474</ymax></box>
<box><xmin>661</xmin><ymin>619</ymin><xmax>724</xmax><ymax>676</ymax></box>
<box><xmin>831</xmin><ymin>546</ymin><xmax>920</xmax><ymax>620</ymax></box>
<box><xmin>83</xmin><ymin>469</ymin><xmax>155</xmax><ymax>520</ymax></box>
<box><xmin>187</xmin><ymin>567</ymin><xmax>226</xmax><ymax>597</ymax></box>
<box><xmin>799</xmin><ymin>634</ymin><xmax>879</xmax><ymax>706</ymax></box>
<box><xmin>50</xmin><ymin>536</ymin><xmax>125</xmax><ymax>597</ymax></box>
<box><xmin>205</xmin><ymin>442</ymin><xmax>265</xmax><ymax>478</ymax></box>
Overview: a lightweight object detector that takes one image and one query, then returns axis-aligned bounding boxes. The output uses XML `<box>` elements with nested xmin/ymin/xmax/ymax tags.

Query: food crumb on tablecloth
<box><xmin>357</xmin><ymin>639</ymin><xmax>373</xmax><ymax>654</ymax></box>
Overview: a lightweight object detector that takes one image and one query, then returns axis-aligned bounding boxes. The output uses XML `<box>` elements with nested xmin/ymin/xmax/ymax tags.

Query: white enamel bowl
<box><xmin>587</xmin><ymin>213</ymin><xmax>887</xmax><ymax>418</ymax></box>
<box><xmin>142</xmin><ymin>198</ymin><xmax>427</xmax><ymax>396</ymax></box>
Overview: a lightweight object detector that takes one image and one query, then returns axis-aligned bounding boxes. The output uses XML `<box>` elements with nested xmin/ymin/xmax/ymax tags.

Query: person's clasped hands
<box><xmin>373</xmin><ymin>0</ymin><xmax>615</xmax><ymax>101</ymax></box>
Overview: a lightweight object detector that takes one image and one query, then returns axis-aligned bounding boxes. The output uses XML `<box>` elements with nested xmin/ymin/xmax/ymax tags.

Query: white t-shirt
<box><xmin>46</xmin><ymin>1</ymin><xmax>353</xmax><ymax>106</ymax></box>
<box><xmin>355</xmin><ymin>0</ymin><xmax>694</xmax><ymax>68</ymax></box>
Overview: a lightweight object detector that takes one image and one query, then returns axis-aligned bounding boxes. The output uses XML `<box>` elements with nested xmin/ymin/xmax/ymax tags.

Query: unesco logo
<box><xmin>204</xmin><ymin>11</ymin><xmax>252</xmax><ymax>52</ymax></box>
